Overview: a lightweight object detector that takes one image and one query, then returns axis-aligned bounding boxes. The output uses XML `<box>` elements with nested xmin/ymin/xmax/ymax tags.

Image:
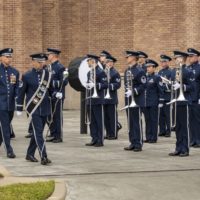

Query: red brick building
<box><xmin>1</xmin><ymin>0</ymin><xmax>200</xmax><ymax>108</ymax></box>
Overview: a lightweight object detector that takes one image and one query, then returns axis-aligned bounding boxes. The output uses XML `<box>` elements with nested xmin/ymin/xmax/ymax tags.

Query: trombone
<box><xmin>120</xmin><ymin>69</ymin><xmax>137</xmax><ymax>111</ymax></box>
<box><xmin>85</xmin><ymin>65</ymin><xmax>99</xmax><ymax>125</ymax></box>
<box><xmin>104</xmin><ymin>66</ymin><xmax>111</xmax><ymax>99</ymax></box>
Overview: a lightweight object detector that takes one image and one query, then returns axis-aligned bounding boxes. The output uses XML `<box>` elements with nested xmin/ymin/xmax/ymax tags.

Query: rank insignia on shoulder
<box><xmin>141</xmin><ymin>76</ymin><xmax>146</xmax><ymax>83</ymax></box>
<box><xmin>159</xmin><ymin>81</ymin><xmax>163</xmax><ymax>86</ymax></box>
<box><xmin>149</xmin><ymin>79</ymin><xmax>154</xmax><ymax>83</ymax></box>
<box><xmin>116</xmin><ymin>78</ymin><xmax>121</xmax><ymax>82</ymax></box>
<box><xmin>19</xmin><ymin>80</ymin><xmax>23</xmax><ymax>88</ymax></box>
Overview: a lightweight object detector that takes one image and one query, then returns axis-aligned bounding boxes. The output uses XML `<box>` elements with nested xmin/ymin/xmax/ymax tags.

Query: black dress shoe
<box><xmin>46</xmin><ymin>137</ymin><xmax>55</xmax><ymax>142</ymax></box>
<box><xmin>158</xmin><ymin>133</ymin><xmax>165</xmax><ymax>137</ymax></box>
<box><xmin>107</xmin><ymin>136</ymin><xmax>117</xmax><ymax>140</ymax></box>
<box><xmin>179</xmin><ymin>152</ymin><xmax>189</xmax><ymax>157</ymax></box>
<box><xmin>25</xmin><ymin>133</ymin><xmax>33</xmax><ymax>138</ymax></box>
<box><xmin>44</xmin><ymin>157</ymin><xmax>52</xmax><ymax>164</ymax></box>
<box><xmin>26</xmin><ymin>155</ymin><xmax>38</xmax><ymax>162</ymax></box>
<box><xmin>41</xmin><ymin>158</ymin><xmax>48</xmax><ymax>165</ymax></box>
<box><xmin>124</xmin><ymin>145</ymin><xmax>134</xmax><ymax>151</ymax></box>
<box><xmin>193</xmin><ymin>144</ymin><xmax>200</xmax><ymax>148</ymax></box>
<box><xmin>165</xmin><ymin>134</ymin><xmax>171</xmax><ymax>137</ymax></box>
<box><xmin>85</xmin><ymin>141</ymin><xmax>96</xmax><ymax>146</ymax></box>
<box><xmin>133</xmin><ymin>147</ymin><xmax>142</xmax><ymax>152</ymax></box>
<box><xmin>149</xmin><ymin>141</ymin><xmax>157</xmax><ymax>143</ymax></box>
<box><xmin>52</xmin><ymin>138</ymin><xmax>63</xmax><ymax>143</ymax></box>
<box><xmin>168</xmin><ymin>151</ymin><xmax>180</xmax><ymax>156</ymax></box>
<box><xmin>10</xmin><ymin>133</ymin><xmax>15</xmax><ymax>139</ymax></box>
<box><xmin>143</xmin><ymin>140</ymin><xmax>149</xmax><ymax>143</ymax></box>
<box><xmin>7</xmin><ymin>152</ymin><xmax>16</xmax><ymax>158</ymax></box>
<box><xmin>117</xmin><ymin>122</ymin><xmax>122</xmax><ymax>131</ymax></box>
<box><xmin>94</xmin><ymin>143</ymin><xmax>104</xmax><ymax>147</ymax></box>
<box><xmin>104</xmin><ymin>136</ymin><xmax>110</xmax><ymax>140</ymax></box>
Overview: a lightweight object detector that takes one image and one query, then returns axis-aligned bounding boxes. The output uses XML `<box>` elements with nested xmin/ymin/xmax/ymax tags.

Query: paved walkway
<box><xmin>0</xmin><ymin>111</ymin><xmax>200</xmax><ymax>200</ymax></box>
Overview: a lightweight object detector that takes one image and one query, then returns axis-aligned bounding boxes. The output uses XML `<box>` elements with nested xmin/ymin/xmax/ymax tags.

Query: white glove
<box><xmin>125</xmin><ymin>89</ymin><xmax>132</xmax><ymax>97</ymax></box>
<box><xmin>56</xmin><ymin>92</ymin><xmax>63</xmax><ymax>99</ymax></box>
<box><xmin>198</xmin><ymin>99</ymin><xmax>200</xmax><ymax>104</ymax></box>
<box><xmin>63</xmin><ymin>69</ymin><xmax>69</xmax><ymax>79</ymax></box>
<box><xmin>86</xmin><ymin>82</ymin><xmax>94</xmax><ymax>89</ymax></box>
<box><xmin>16</xmin><ymin>111</ymin><xmax>22</xmax><ymax>116</ymax></box>
<box><xmin>158</xmin><ymin>104</ymin><xmax>163</xmax><ymax>108</ymax></box>
<box><xmin>173</xmin><ymin>82</ymin><xmax>180</xmax><ymax>91</ymax></box>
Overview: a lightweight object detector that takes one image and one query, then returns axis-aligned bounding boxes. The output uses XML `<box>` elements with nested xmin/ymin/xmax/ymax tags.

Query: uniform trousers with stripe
<box><xmin>175</xmin><ymin>105</ymin><xmax>189</xmax><ymax>153</ymax></box>
<box><xmin>0</xmin><ymin>111</ymin><xmax>14</xmax><ymax>154</ymax></box>
<box><xmin>104</xmin><ymin>104</ymin><xmax>118</xmax><ymax>138</ymax></box>
<box><xmin>48</xmin><ymin>99</ymin><xmax>63</xmax><ymax>140</ymax></box>
<box><xmin>88</xmin><ymin>105</ymin><xmax>104</xmax><ymax>144</ymax></box>
<box><xmin>27</xmin><ymin>114</ymin><xmax>47</xmax><ymax>158</ymax></box>
<box><xmin>127</xmin><ymin>107</ymin><xmax>142</xmax><ymax>149</ymax></box>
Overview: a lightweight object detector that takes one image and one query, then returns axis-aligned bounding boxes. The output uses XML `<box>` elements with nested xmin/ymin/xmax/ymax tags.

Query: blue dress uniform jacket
<box><xmin>86</xmin><ymin>65</ymin><xmax>108</xmax><ymax>105</ymax></box>
<box><xmin>0</xmin><ymin>63</ymin><xmax>19</xmax><ymax>155</ymax></box>
<box><xmin>50</xmin><ymin>60</ymin><xmax>68</xmax><ymax>99</ymax></box>
<box><xmin>187</xmin><ymin>61</ymin><xmax>200</xmax><ymax>102</ymax></box>
<box><xmin>158</xmin><ymin>67</ymin><xmax>172</xmax><ymax>101</ymax></box>
<box><xmin>144</xmin><ymin>73</ymin><xmax>164</xmax><ymax>142</ymax></box>
<box><xmin>187</xmin><ymin>61</ymin><xmax>200</xmax><ymax>146</ymax></box>
<box><xmin>104</xmin><ymin>67</ymin><xmax>121</xmax><ymax>139</ymax></box>
<box><xmin>145</xmin><ymin>74</ymin><xmax>164</xmax><ymax>107</ymax></box>
<box><xmin>124</xmin><ymin>64</ymin><xmax>146</xmax><ymax>107</ymax></box>
<box><xmin>17</xmin><ymin>68</ymin><xmax>51</xmax><ymax>116</ymax></box>
<box><xmin>158</xmin><ymin>66</ymin><xmax>172</xmax><ymax>136</ymax></box>
<box><xmin>104</xmin><ymin>67</ymin><xmax>121</xmax><ymax>105</ymax></box>
<box><xmin>0</xmin><ymin>63</ymin><xmax>19</xmax><ymax>111</ymax></box>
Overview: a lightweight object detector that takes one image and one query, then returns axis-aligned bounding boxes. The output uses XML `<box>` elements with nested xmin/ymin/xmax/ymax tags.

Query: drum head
<box><xmin>68</xmin><ymin>57</ymin><xmax>103</xmax><ymax>92</ymax></box>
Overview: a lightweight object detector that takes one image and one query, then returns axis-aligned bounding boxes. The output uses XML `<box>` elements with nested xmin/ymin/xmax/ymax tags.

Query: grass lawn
<box><xmin>0</xmin><ymin>180</ymin><xmax>55</xmax><ymax>200</ymax></box>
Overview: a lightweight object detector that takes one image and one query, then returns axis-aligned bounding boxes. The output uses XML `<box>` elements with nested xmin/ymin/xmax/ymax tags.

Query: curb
<box><xmin>47</xmin><ymin>180</ymin><xmax>67</xmax><ymax>200</ymax></box>
<box><xmin>0</xmin><ymin>165</ymin><xmax>10</xmax><ymax>177</ymax></box>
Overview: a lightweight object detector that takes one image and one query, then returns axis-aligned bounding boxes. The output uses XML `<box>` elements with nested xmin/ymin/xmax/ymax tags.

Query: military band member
<box><xmin>46</xmin><ymin>48</ymin><xmax>68</xmax><ymax>143</ymax></box>
<box><xmin>17</xmin><ymin>53</ymin><xmax>53</xmax><ymax>165</ymax></box>
<box><xmin>143</xmin><ymin>59</ymin><xmax>164</xmax><ymax>143</ymax></box>
<box><xmin>85</xmin><ymin>54</ymin><xmax>108</xmax><ymax>147</ymax></box>
<box><xmin>104</xmin><ymin>55</ymin><xmax>121</xmax><ymax>140</ymax></box>
<box><xmin>187</xmin><ymin>48</ymin><xmax>200</xmax><ymax>148</ymax></box>
<box><xmin>0</xmin><ymin>48</ymin><xmax>19</xmax><ymax>158</ymax></box>
<box><xmin>169</xmin><ymin>51</ymin><xmax>193</xmax><ymax>157</ymax></box>
<box><xmin>138</xmin><ymin>51</ymin><xmax>148</xmax><ymax>73</ymax></box>
<box><xmin>124</xmin><ymin>51</ymin><xmax>146</xmax><ymax>152</ymax></box>
<box><xmin>158</xmin><ymin>55</ymin><xmax>172</xmax><ymax>137</ymax></box>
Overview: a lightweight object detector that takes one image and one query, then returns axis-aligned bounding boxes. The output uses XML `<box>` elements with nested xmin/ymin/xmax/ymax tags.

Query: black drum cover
<box><xmin>68</xmin><ymin>57</ymin><xmax>86</xmax><ymax>92</ymax></box>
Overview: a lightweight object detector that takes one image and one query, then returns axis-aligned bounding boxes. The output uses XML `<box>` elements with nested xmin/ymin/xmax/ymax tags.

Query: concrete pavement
<box><xmin>0</xmin><ymin>110</ymin><xmax>200</xmax><ymax>200</ymax></box>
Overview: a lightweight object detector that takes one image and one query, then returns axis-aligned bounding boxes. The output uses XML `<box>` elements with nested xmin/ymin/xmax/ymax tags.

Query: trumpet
<box><xmin>85</xmin><ymin>65</ymin><xmax>99</xmax><ymax>125</ymax></box>
<box><xmin>160</xmin><ymin>76</ymin><xmax>172</xmax><ymax>85</ymax></box>
<box><xmin>120</xmin><ymin>69</ymin><xmax>137</xmax><ymax>111</ymax></box>
<box><xmin>104</xmin><ymin>67</ymin><xmax>111</xmax><ymax>99</ymax></box>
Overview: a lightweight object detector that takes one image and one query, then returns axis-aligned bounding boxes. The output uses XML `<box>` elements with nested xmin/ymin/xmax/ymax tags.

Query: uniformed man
<box><xmin>123</xmin><ymin>51</ymin><xmax>146</xmax><ymax>152</ymax></box>
<box><xmin>0</xmin><ymin>48</ymin><xmax>19</xmax><ymax>158</ymax></box>
<box><xmin>158</xmin><ymin>55</ymin><xmax>172</xmax><ymax>137</ymax></box>
<box><xmin>46</xmin><ymin>48</ymin><xmax>68</xmax><ymax>143</ymax></box>
<box><xmin>169</xmin><ymin>51</ymin><xmax>193</xmax><ymax>157</ymax></box>
<box><xmin>104</xmin><ymin>55</ymin><xmax>121</xmax><ymax>140</ymax></box>
<box><xmin>187</xmin><ymin>48</ymin><xmax>200</xmax><ymax>148</ymax></box>
<box><xmin>16</xmin><ymin>53</ymin><xmax>54</xmax><ymax>165</ymax></box>
<box><xmin>137</xmin><ymin>51</ymin><xmax>148</xmax><ymax>72</ymax></box>
<box><xmin>85</xmin><ymin>54</ymin><xmax>108</xmax><ymax>147</ymax></box>
<box><xmin>143</xmin><ymin>59</ymin><xmax>164</xmax><ymax>143</ymax></box>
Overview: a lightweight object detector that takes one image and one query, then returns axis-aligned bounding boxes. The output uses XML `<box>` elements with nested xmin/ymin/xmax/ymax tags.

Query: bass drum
<box><xmin>68</xmin><ymin>57</ymin><xmax>103</xmax><ymax>92</ymax></box>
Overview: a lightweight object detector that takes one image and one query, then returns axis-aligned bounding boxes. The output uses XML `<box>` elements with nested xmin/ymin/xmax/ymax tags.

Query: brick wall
<box><xmin>1</xmin><ymin>0</ymin><xmax>200</xmax><ymax>109</ymax></box>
